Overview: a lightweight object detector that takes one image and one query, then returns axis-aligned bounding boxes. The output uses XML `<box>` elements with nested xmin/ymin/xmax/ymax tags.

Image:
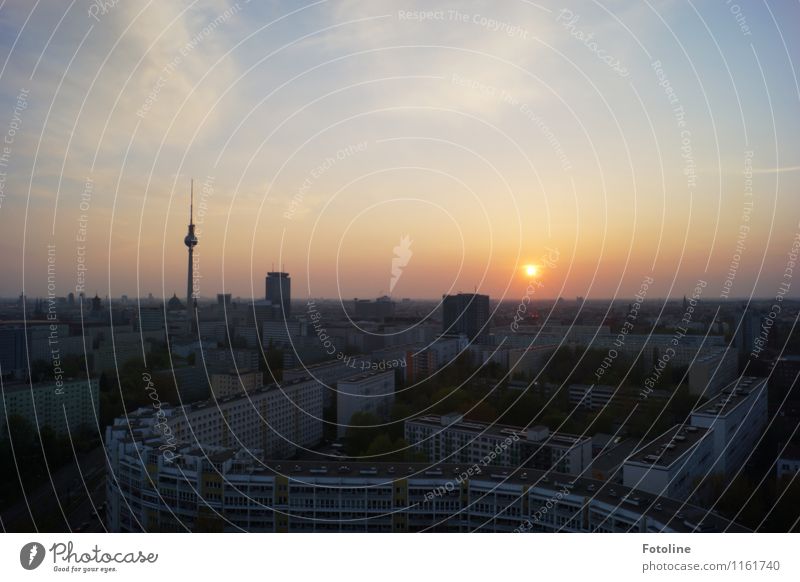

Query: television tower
<box><xmin>184</xmin><ymin>179</ymin><xmax>198</xmax><ymax>311</ymax></box>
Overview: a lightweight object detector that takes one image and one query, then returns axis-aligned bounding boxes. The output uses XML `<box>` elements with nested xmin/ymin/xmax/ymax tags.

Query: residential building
<box><xmin>622</xmin><ymin>425</ymin><xmax>714</xmax><ymax>499</ymax></box>
<box><xmin>265</xmin><ymin>272</ymin><xmax>291</xmax><ymax>319</ymax></box>
<box><xmin>442</xmin><ymin>293</ymin><xmax>490</xmax><ymax>342</ymax></box>
<box><xmin>405</xmin><ymin>414</ymin><xmax>592</xmax><ymax>476</ymax></box>
<box><xmin>689</xmin><ymin>377</ymin><xmax>768</xmax><ymax>474</ymax></box>
<box><xmin>337</xmin><ymin>370</ymin><xmax>395</xmax><ymax>437</ymax></box>
<box><xmin>0</xmin><ymin>378</ymin><xmax>98</xmax><ymax>437</ymax></box>
<box><xmin>211</xmin><ymin>369</ymin><xmax>263</xmax><ymax>398</ymax></box>
<box><xmin>104</xmin><ymin>453</ymin><xmax>740</xmax><ymax>533</ymax></box>
<box><xmin>687</xmin><ymin>347</ymin><xmax>738</xmax><ymax>396</ymax></box>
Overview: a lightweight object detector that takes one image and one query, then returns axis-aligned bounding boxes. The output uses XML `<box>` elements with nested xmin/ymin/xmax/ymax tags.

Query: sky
<box><xmin>0</xmin><ymin>0</ymin><xmax>798</xmax><ymax>303</ymax></box>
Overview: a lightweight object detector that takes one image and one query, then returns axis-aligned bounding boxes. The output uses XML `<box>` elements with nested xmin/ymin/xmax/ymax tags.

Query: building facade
<box><xmin>265</xmin><ymin>272</ymin><xmax>291</xmax><ymax>319</ymax></box>
<box><xmin>1</xmin><ymin>378</ymin><xmax>98</xmax><ymax>437</ymax></box>
<box><xmin>337</xmin><ymin>370</ymin><xmax>395</xmax><ymax>437</ymax></box>
<box><xmin>405</xmin><ymin>414</ymin><xmax>592</xmax><ymax>476</ymax></box>
<box><xmin>104</xmin><ymin>453</ymin><xmax>739</xmax><ymax>533</ymax></box>
<box><xmin>442</xmin><ymin>293</ymin><xmax>490</xmax><ymax>342</ymax></box>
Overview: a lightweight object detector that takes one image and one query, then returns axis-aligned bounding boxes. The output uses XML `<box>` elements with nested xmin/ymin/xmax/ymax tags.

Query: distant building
<box><xmin>199</xmin><ymin>348</ymin><xmax>261</xmax><ymax>374</ymax></box>
<box><xmin>262</xmin><ymin>319</ymin><xmax>306</xmax><ymax>347</ymax></box>
<box><xmin>469</xmin><ymin>344</ymin><xmax>556</xmax><ymax>378</ymax></box>
<box><xmin>165</xmin><ymin>365</ymin><xmax>210</xmax><ymax>402</ymax></box>
<box><xmin>687</xmin><ymin>347</ymin><xmax>738</xmax><ymax>397</ymax></box>
<box><xmin>769</xmin><ymin>355</ymin><xmax>800</xmax><ymax>418</ymax></box>
<box><xmin>265</xmin><ymin>272</ymin><xmax>291</xmax><ymax>319</ymax></box>
<box><xmin>284</xmin><ymin>357</ymin><xmax>371</xmax><ymax>408</ymax></box>
<box><xmin>0</xmin><ymin>378</ymin><xmax>99</xmax><ymax>438</ymax></box>
<box><xmin>211</xmin><ymin>370</ymin><xmax>263</xmax><ymax>398</ymax></box>
<box><xmin>216</xmin><ymin>293</ymin><xmax>232</xmax><ymax>306</ymax></box>
<box><xmin>0</xmin><ymin>325</ymin><xmax>30</xmax><ymax>378</ymax></box>
<box><xmin>353</xmin><ymin>296</ymin><xmax>395</xmax><ymax>320</ymax></box>
<box><xmin>136</xmin><ymin>306</ymin><xmax>165</xmax><ymax>332</ymax></box>
<box><xmin>776</xmin><ymin>445</ymin><xmax>800</xmax><ymax>479</ymax></box>
<box><xmin>233</xmin><ymin>325</ymin><xmax>259</xmax><ymax>348</ymax></box>
<box><xmin>735</xmin><ymin>307</ymin><xmax>761</xmax><ymax>355</ymax></box>
<box><xmin>196</xmin><ymin>321</ymin><xmax>228</xmax><ymax>344</ymax></box>
<box><xmin>442</xmin><ymin>293</ymin><xmax>490</xmax><ymax>342</ymax></box>
<box><xmin>494</xmin><ymin>326</ymin><xmax>726</xmax><ymax>368</ymax></box>
<box><xmin>569</xmin><ymin>384</ymin><xmax>667</xmax><ymax>410</ymax></box>
<box><xmin>402</xmin><ymin>336</ymin><xmax>464</xmax><ymax>382</ymax></box>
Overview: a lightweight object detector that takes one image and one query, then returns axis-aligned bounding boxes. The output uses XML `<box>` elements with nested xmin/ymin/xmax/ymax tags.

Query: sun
<box><xmin>524</xmin><ymin>264</ymin><xmax>539</xmax><ymax>277</ymax></box>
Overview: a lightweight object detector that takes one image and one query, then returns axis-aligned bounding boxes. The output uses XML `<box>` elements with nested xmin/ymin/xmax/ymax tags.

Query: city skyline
<box><xmin>3</xmin><ymin>0</ymin><xmax>800</xmax><ymax>548</ymax></box>
<box><xmin>0</xmin><ymin>1</ymin><xmax>798</xmax><ymax>301</ymax></box>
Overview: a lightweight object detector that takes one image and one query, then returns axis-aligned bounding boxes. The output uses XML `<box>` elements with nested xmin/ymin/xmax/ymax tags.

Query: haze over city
<box><xmin>3</xmin><ymin>3</ymin><xmax>800</xmax><ymax>575</ymax></box>
<box><xmin>0</xmin><ymin>1</ymin><xmax>798</xmax><ymax>300</ymax></box>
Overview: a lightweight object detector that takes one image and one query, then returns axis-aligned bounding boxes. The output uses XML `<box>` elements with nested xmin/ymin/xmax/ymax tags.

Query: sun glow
<box><xmin>524</xmin><ymin>264</ymin><xmax>539</xmax><ymax>277</ymax></box>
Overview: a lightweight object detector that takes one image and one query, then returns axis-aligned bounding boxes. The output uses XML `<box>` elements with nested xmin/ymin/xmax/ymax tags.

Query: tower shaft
<box><xmin>184</xmin><ymin>179</ymin><xmax>198</xmax><ymax>312</ymax></box>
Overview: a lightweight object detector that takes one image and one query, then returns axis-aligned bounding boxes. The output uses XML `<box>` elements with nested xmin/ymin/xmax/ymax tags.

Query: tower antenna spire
<box><xmin>190</xmin><ymin>178</ymin><xmax>194</xmax><ymax>225</ymax></box>
<box><xmin>185</xmin><ymin>179</ymin><xmax>199</xmax><ymax>314</ymax></box>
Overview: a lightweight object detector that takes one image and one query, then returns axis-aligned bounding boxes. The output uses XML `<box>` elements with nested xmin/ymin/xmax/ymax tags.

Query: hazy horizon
<box><xmin>1</xmin><ymin>1</ymin><xmax>798</xmax><ymax>303</ymax></box>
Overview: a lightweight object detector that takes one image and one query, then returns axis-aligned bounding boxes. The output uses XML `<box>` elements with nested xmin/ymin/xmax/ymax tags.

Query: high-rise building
<box><xmin>184</xmin><ymin>181</ymin><xmax>198</xmax><ymax>310</ymax></box>
<box><xmin>735</xmin><ymin>306</ymin><xmax>761</xmax><ymax>355</ymax></box>
<box><xmin>0</xmin><ymin>325</ymin><xmax>27</xmax><ymax>379</ymax></box>
<box><xmin>265</xmin><ymin>271</ymin><xmax>291</xmax><ymax>319</ymax></box>
<box><xmin>442</xmin><ymin>293</ymin><xmax>490</xmax><ymax>342</ymax></box>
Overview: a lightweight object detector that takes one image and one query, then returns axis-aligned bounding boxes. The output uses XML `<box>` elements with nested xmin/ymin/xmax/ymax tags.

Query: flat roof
<box><xmin>692</xmin><ymin>376</ymin><xmax>766</xmax><ymax>417</ymax></box>
<box><xmin>286</xmin><ymin>358</ymin><xmax>365</xmax><ymax>372</ymax></box>
<box><xmin>693</xmin><ymin>347</ymin><xmax>729</xmax><ymax>363</ymax></box>
<box><xmin>340</xmin><ymin>369</ymin><xmax>393</xmax><ymax>383</ymax></box>
<box><xmin>407</xmin><ymin>415</ymin><xmax>590</xmax><ymax>447</ymax></box>
<box><xmin>217</xmin><ymin>460</ymin><xmax>743</xmax><ymax>532</ymax></box>
<box><xmin>627</xmin><ymin>424</ymin><xmax>710</xmax><ymax>469</ymax></box>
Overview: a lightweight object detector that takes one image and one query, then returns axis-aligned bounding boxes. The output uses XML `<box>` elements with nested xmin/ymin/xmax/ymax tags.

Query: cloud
<box><xmin>752</xmin><ymin>165</ymin><xmax>800</xmax><ymax>174</ymax></box>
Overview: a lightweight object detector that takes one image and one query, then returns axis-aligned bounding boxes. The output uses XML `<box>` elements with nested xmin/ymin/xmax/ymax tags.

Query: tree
<box><xmin>344</xmin><ymin>412</ymin><xmax>383</xmax><ymax>456</ymax></box>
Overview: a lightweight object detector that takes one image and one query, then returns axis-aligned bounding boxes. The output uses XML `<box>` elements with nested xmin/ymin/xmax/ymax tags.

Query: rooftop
<box><xmin>408</xmin><ymin>414</ymin><xmax>590</xmax><ymax>447</ymax></box>
<box><xmin>626</xmin><ymin>424</ymin><xmax>711</xmax><ymax>469</ymax></box>
<box><xmin>693</xmin><ymin>347</ymin><xmax>730</xmax><ymax>364</ymax></box>
<box><xmin>692</xmin><ymin>376</ymin><xmax>767</xmax><ymax>417</ymax></box>
<box><xmin>339</xmin><ymin>369</ymin><xmax>394</xmax><ymax>383</ymax></box>
<box><xmin>178</xmin><ymin>458</ymin><xmax>744</xmax><ymax>532</ymax></box>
